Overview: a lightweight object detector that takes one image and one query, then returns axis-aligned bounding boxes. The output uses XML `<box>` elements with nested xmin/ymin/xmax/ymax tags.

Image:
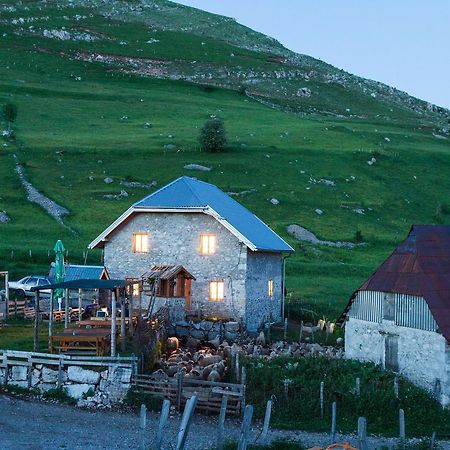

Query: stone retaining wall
<box><xmin>0</xmin><ymin>361</ymin><xmax>132</xmax><ymax>408</ymax></box>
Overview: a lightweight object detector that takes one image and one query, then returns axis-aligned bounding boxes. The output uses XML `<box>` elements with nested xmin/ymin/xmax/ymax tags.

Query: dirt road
<box><xmin>0</xmin><ymin>395</ymin><xmax>445</xmax><ymax>450</ymax></box>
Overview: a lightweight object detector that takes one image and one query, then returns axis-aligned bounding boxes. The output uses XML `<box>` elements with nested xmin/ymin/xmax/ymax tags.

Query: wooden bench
<box><xmin>49</xmin><ymin>329</ymin><xmax>111</xmax><ymax>356</ymax></box>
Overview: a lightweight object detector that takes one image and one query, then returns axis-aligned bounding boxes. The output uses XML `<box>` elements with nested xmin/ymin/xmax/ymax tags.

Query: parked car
<box><xmin>8</xmin><ymin>276</ymin><xmax>52</xmax><ymax>298</ymax></box>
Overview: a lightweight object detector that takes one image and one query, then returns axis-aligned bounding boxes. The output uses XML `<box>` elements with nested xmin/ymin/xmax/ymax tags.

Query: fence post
<box><xmin>399</xmin><ymin>408</ymin><xmax>405</xmax><ymax>443</ymax></box>
<box><xmin>320</xmin><ymin>381</ymin><xmax>324</xmax><ymax>420</ymax></box>
<box><xmin>176</xmin><ymin>395</ymin><xmax>197</xmax><ymax>450</ymax></box>
<box><xmin>299</xmin><ymin>320</ymin><xmax>303</xmax><ymax>343</ymax></box>
<box><xmin>217</xmin><ymin>394</ymin><xmax>229</xmax><ymax>450</ymax></box>
<box><xmin>57</xmin><ymin>359</ymin><xmax>63</xmax><ymax>389</ymax></box>
<box><xmin>260</xmin><ymin>399</ymin><xmax>272</xmax><ymax>441</ymax></box>
<box><xmin>237</xmin><ymin>404</ymin><xmax>254</xmax><ymax>450</ymax></box>
<box><xmin>358</xmin><ymin>417</ymin><xmax>368</xmax><ymax>450</ymax></box>
<box><xmin>330</xmin><ymin>401</ymin><xmax>337</xmax><ymax>444</ymax></box>
<box><xmin>139</xmin><ymin>404</ymin><xmax>147</xmax><ymax>430</ymax></box>
<box><xmin>430</xmin><ymin>431</ymin><xmax>436</xmax><ymax>450</ymax></box>
<box><xmin>176</xmin><ymin>369</ymin><xmax>184</xmax><ymax>411</ymax></box>
<box><xmin>155</xmin><ymin>399</ymin><xmax>170</xmax><ymax>450</ymax></box>
<box><xmin>356</xmin><ymin>377</ymin><xmax>361</xmax><ymax>398</ymax></box>
<box><xmin>64</xmin><ymin>289</ymin><xmax>69</xmax><ymax>329</ymax></box>
<box><xmin>33</xmin><ymin>291</ymin><xmax>40</xmax><ymax>352</ymax></box>
<box><xmin>27</xmin><ymin>355</ymin><xmax>32</xmax><ymax>389</ymax></box>
<box><xmin>284</xmin><ymin>317</ymin><xmax>288</xmax><ymax>341</ymax></box>
<box><xmin>241</xmin><ymin>366</ymin><xmax>247</xmax><ymax>414</ymax></box>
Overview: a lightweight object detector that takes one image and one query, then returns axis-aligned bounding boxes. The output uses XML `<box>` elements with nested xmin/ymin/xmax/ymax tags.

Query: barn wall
<box><xmin>345</xmin><ymin>316</ymin><xmax>450</xmax><ymax>406</ymax></box>
<box><xmin>104</xmin><ymin>212</ymin><xmax>250</xmax><ymax>324</ymax></box>
<box><xmin>245</xmin><ymin>250</ymin><xmax>283</xmax><ymax>332</ymax></box>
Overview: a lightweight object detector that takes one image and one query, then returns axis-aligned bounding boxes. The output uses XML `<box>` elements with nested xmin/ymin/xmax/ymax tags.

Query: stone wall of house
<box><xmin>0</xmin><ymin>363</ymin><xmax>132</xmax><ymax>407</ymax></box>
<box><xmin>104</xmin><ymin>212</ymin><xmax>249</xmax><ymax>323</ymax></box>
<box><xmin>345</xmin><ymin>317</ymin><xmax>450</xmax><ymax>405</ymax></box>
<box><xmin>245</xmin><ymin>251</ymin><xmax>283</xmax><ymax>332</ymax></box>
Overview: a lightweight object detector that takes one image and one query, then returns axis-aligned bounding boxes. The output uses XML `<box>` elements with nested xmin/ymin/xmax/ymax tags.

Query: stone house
<box><xmin>340</xmin><ymin>225</ymin><xmax>450</xmax><ymax>405</ymax></box>
<box><xmin>88</xmin><ymin>176</ymin><xmax>294</xmax><ymax>331</ymax></box>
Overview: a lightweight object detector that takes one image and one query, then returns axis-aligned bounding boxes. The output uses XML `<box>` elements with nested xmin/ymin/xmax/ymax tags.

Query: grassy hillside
<box><xmin>0</xmin><ymin>0</ymin><xmax>449</xmax><ymax>320</ymax></box>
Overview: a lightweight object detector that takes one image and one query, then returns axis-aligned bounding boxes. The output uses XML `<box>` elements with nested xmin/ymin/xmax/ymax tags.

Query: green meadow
<box><xmin>0</xmin><ymin>0</ymin><xmax>449</xmax><ymax>321</ymax></box>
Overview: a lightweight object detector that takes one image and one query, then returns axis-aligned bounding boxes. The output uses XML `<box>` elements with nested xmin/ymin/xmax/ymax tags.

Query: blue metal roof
<box><xmin>134</xmin><ymin>176</ymin><xmax>293</xmax><ymax>252</ymax></box>
<box><xmin>49</xmin><ymin>264</ymin><xmax>108</xmax><ymax>282</ymax></box>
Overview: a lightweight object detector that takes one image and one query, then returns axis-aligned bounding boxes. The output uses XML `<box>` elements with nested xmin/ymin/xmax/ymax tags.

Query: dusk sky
<box><xmin>176</xmin><ymin>1</ymin><xmax>450</xmax><ymax>109</ymax></box>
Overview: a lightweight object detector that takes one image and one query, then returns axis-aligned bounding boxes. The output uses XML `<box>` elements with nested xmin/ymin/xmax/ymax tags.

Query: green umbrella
<box><xmin>53</xmin><ymin>240</ymin><xmax>65</xmax><ymax>304</ymax></box>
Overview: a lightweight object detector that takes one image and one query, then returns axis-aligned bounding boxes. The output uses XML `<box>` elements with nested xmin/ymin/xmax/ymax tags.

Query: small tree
<box><xmin>200</xmin><ymin>118</ymin><xmax>227</xmax><ymax>153</ymax></box>
<box><xmin>2</xmin><ymin>102</ymin><xmax>17</xmax><ymax>132</ymax></box>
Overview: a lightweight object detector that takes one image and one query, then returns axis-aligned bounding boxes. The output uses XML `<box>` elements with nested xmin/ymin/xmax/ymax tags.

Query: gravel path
<box><xmin>0</xmin><ymin>395</ymin><xmax>447</xmax><ymax>450</ymax></box>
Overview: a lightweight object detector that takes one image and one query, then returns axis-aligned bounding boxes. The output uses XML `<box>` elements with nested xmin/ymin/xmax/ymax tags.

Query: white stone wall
<box><xmin>245</xmin><ymin>250</ymin><xmax>283</xmax><ymax>331</ymax></box>
<box><xmin>345</xmin><ymin>317</ymin><xmax>450</xmax><ymax>405</ymax></box>
<box><xmin>104</xmin><ymin>212</ymin><xmax>249</xmax><ymax>323</ymax></box>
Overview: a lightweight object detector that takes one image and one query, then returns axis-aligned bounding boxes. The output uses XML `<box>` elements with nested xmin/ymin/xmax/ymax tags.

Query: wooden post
<box><xmin>217</xmin><ymin>394</ymin><xmax>228</xmax><ymax>450</ymax></box>
<box><xmin>138</xmin><ymin>288</ymin><xmax>142</xmax><ymax>319</ymax></box>
<box><xmin>128</xmin><ymin>293</ymin><xmax>134</xmax><ymax>336</ymax></box>
<box><xmin>430</xmin><ymin>431</ymin><xmax>436</xmax><ymax>450</ymax></box>
<box><xmin>330</xmin><ymin>401</ymin><xmax>337</xmax><ymax>444</ymax></box>
<box><xmin>358</xmin><ymin>417</ymin><xmax>368</xmax><ymax>450</ymax></box>
<box><xmin>356</xmin><ymin>377</ymin><xmax>361</xmax><ymax>398</ymax></box>
<box><xmin>237</xmin><ymin>404</ymin><xmax>254</xmax><ymax>450</ymax></box>
<box><xmin>57</xmin><ymin>359</ymin><xmax>63</xmax><ymax>390</ymax></box>
<box><xmin>139</xmin><ymin>404</ymin><xmax>147</xmax><ymax>430</ymax></box>
<box><xmin>14</xmin><ymin>294</ymin><xmax>17</xmax><ymax>318</ymax></box>
<box><xmin>261</xmin><ymin>399</ymin><xmax>272</xmax><ymax>441</ymax></box>
<box><xmin>64</xmin><ymin>289</ymin><xmax>69</xmax><ymax>328</ymax></box>
<box><xmin>399</xmin><ymin>408</ymin><xmax>405</xmax><ymax>442</ymax></box>
<box><xmin>235</xmin><ymin>353</ymin><xmax>240</xmax><ymax>383</ymax></box>
<box><xmin>176</xmin><ymin>369</ymin><xmax>184</xmax><ymax>411</ymax></box>
<box><xmin>320</xmin><ymin>381</ymin><xmax>324</xmax><ymax>420</ymax></box>
<box><xmin>394</xmin><ymin>376</ymin><xmax>399</xmax><ymax>399</ymax></box>
<box><xmin>284</xmin><ymin>317</ymin><xmax>288</xmax><ymax>341</ymax></box>
<box><xmin>176</xmin><ymin>395</ymin><xmax>197</xmax><ymax>450</ymax></box>
<box><xmin>299</xmin><ymin>320</ymin><xmax>303</xmax><ymax>343</ymax></box>
<box><xmin>78</xmin><ymin>288</ymin><xmax>82</xmax><ymax>323</ymax></box>
<box><xmin>241</xmin><ymin>366</ymin><xmax>246</xmax><ymax>414</ymax></box>
<box><xmin>4</xmin><ymin>272</ymin><xmax>9</xmax><ymax>320</ymax></box>
<box><xmin>111</xmin><ymin>290</ymin><xmax>117</xmax><ymax>357</ymax></box>
<box><xmin>48</xmin><ymin>290</ymin><xmax>54</xmax><ymax>346</ymax></box>
<box><xmin>33</xmin><ymin>290</ymin><xmax>40</xmax><ymax>352</ymax></box>
<box><xmin>155</xmin><ymin>399</ymin><xmax>170</xmax><ymax>450</ymax></box>
<box><xmin>120</xmin><ymin>297</ymin><xmax>126</xmax><ymax>353</ymax></box>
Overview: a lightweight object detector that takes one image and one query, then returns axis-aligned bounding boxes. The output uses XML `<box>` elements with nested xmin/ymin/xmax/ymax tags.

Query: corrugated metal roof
<box><xmin>142</xmin><ymin>265</ymin><xmax>195</xmax><ymax>280</ymax></box>
<box><xmin>133</xmin><ymin>176</ymin><xmax>293</xmax><ymax>252</ymax></box>
<box><xmin>340</xmin><ymin>225</ymin><xmax>450</xmax><ymax>340</ymax></box>
<box><xmin>49</xmin><ymin>264</ymin><xmax>108</xmax><ymax>282</ymax></box>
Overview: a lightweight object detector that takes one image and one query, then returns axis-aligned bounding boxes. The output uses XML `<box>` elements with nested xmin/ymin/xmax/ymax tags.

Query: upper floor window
<box><xmin>132</xmin><ymin>232</ymin><xmax>148</xmax><ymax>253</ymax></box>
<box><xmin>209</xmin><ymin>280</ymin><xmax>224</xmax><ymax>302</ymax></box>
<box><xmin>268</xmin><ymin>279</ymin><xmax>274</xmax><ymax>298</ymax></box>
<box><xmin>200</xmin><ymin>234</ymin><xmax>216</xmax><ymax>255</ymax></box>
<box><xmin>383</xmin><ymin>293</ymin><xmax>395</xmax><ymax>321</ymax></box>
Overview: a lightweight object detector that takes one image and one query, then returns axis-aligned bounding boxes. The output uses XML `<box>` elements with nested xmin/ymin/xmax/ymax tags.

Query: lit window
<box><xmin>268</xmin><ymin>279</ymin><xmax>273</xmax><ymax>298</ymax></box>
<box><xmin>132</xmin><ymin>233</ymin><xmax>148</xmax><ymax>253</ymax></box>
<box><xmin>200</xmin><ymin>234</ymin><xmax>216</xmax><ymax>255</ymax></box>
<box><xmin>132</xmin><ymin>283</ymin><xmax>140</xmax><ymax>297</ymax></box>
<box><xmin>126</xmin><ymin>279</ymin><xmax>141</xmax><ymax>297</ymax></box>
<box><xmin>209</xmin><ymin>281</ymin><xmax>224</xmax><ymax>302</ymax></box>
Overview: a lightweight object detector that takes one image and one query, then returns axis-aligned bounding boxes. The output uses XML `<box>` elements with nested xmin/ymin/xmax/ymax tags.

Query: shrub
<box><xmin>43</xmin><ymin>388</ymin><xmax>77</xmax><ymax>405</ymax></box>
<box><xmin>354</xmin><ymin>230</ymin><xmax>364</xmax><ymax>243</ymax></box>
<box><xmin>2</xmin><ymin>102</ymin><xmax>17</xmax><ymax>131</ymax></box>
<box><xmin>124</xmin><ymin>389</ymin><xmax>164</xmax><ymax>412</ymax></box>
<box><xmin>200</xmin><ymin>118</ymin><xmax>227</xmax><ymax>153</ymax></box>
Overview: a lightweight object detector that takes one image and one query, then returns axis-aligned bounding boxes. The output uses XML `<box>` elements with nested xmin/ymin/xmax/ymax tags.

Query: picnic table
<box><xmin>77</xmin><ymin>318</ymin><xmax>134</xmax><ymax>329</ymax></box>
<box><xmin>49</xmin><ymin>328</ymin><xmax>112</xmax><ymax>356</ymax></box>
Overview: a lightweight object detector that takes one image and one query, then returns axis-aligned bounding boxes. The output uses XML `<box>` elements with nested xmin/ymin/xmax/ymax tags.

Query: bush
<box><xmin>354</xmin><ymin>230</ymin><xmax>364</xmax><ymax>243</ymax></box>
<box><xmin>200</xmin><ymin>118</ymin><xmax>227</xmax><ymax>153</ymax></box>
<box><xmin>43</xmin><ymin>388</ymin><xmax>77</xmax><ymax>405</ymax></box>
<box><xmin>2</xmin><ymin>102</ymin><xmax>17</xmax><ymax>131</ymax></box>
<box><xmin>124</xmin><ymin>389</ymin><xmax>164</xmax><ymax>412</ymax></box>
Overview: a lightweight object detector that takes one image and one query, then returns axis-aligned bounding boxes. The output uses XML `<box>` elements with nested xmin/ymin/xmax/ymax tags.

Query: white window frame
<box><xmin>200</xmin><ymin>234</ymin><xmax>216</xmax><ymax>256</ymax></box>
<box><xmin>132</xmin><ymin>232</ymin><xmax>149</xmax><ymax>253</ymax></box>
<box><xmin>209</xmin><ymin>280</ymin><xmax>224</xmax><ymax>302</ymax></box>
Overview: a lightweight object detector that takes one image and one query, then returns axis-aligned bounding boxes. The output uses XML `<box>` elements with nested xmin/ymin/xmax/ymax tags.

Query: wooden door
<box><xmin>384</xmin><ymin>335</ymin><xmax>399</xmax><ymax>372</ymax></box>
<box><xmin>185</xmin><ymin>279</ymin><xmax>192</xmax><ymax>312</ymax></box>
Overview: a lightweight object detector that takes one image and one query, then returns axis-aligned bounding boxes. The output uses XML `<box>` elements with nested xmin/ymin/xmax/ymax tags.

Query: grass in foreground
<box><xmin>245</xmin><ymin>357</ymin><xmax>450</xmax><ymax>438</ymax></box>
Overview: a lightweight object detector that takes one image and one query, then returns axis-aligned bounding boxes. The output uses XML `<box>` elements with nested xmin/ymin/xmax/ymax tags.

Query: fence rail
<box><xmin>132</xmin><ymin>373</ymin><xmax>244</xmax><ymax>416</ymax></box>
<box><xmin>0</xmin><ymin>349</ymin><xmax>137</xmax><ymax>370</ymax></box>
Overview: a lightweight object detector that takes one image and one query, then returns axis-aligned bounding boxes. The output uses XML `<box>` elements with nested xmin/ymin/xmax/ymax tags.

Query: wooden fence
<box><xmin>0</xmin><ymin>349</ymin><xmax>137</xmax><ymax>383</ymax></box>
<box><xmin>132</xmin><ymin>373</ymin><xmax>245</xmax><ymax>416</ymax></box>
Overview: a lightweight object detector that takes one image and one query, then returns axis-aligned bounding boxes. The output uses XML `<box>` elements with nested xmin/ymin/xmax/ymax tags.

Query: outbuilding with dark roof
<box><xmin>341</xmin><ymin>225</ymin><xmax>450</xmax><ymax>406</ymax></box>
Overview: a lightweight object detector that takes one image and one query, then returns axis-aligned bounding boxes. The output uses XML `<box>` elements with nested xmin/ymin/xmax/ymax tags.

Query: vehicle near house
<box><xmin>88</xmin><ymin>176</ymin><xmax>294</xmax><ymax>331</ymax></box>
<box><xmin>8</xmin><ymin>275</ymin><xmax>52</xmax><ymax>298</ymax></box>
<box><xmin>340</xmin><ymin>224</ymin><xmax>450</xmax><ymax>406</ymax></box>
